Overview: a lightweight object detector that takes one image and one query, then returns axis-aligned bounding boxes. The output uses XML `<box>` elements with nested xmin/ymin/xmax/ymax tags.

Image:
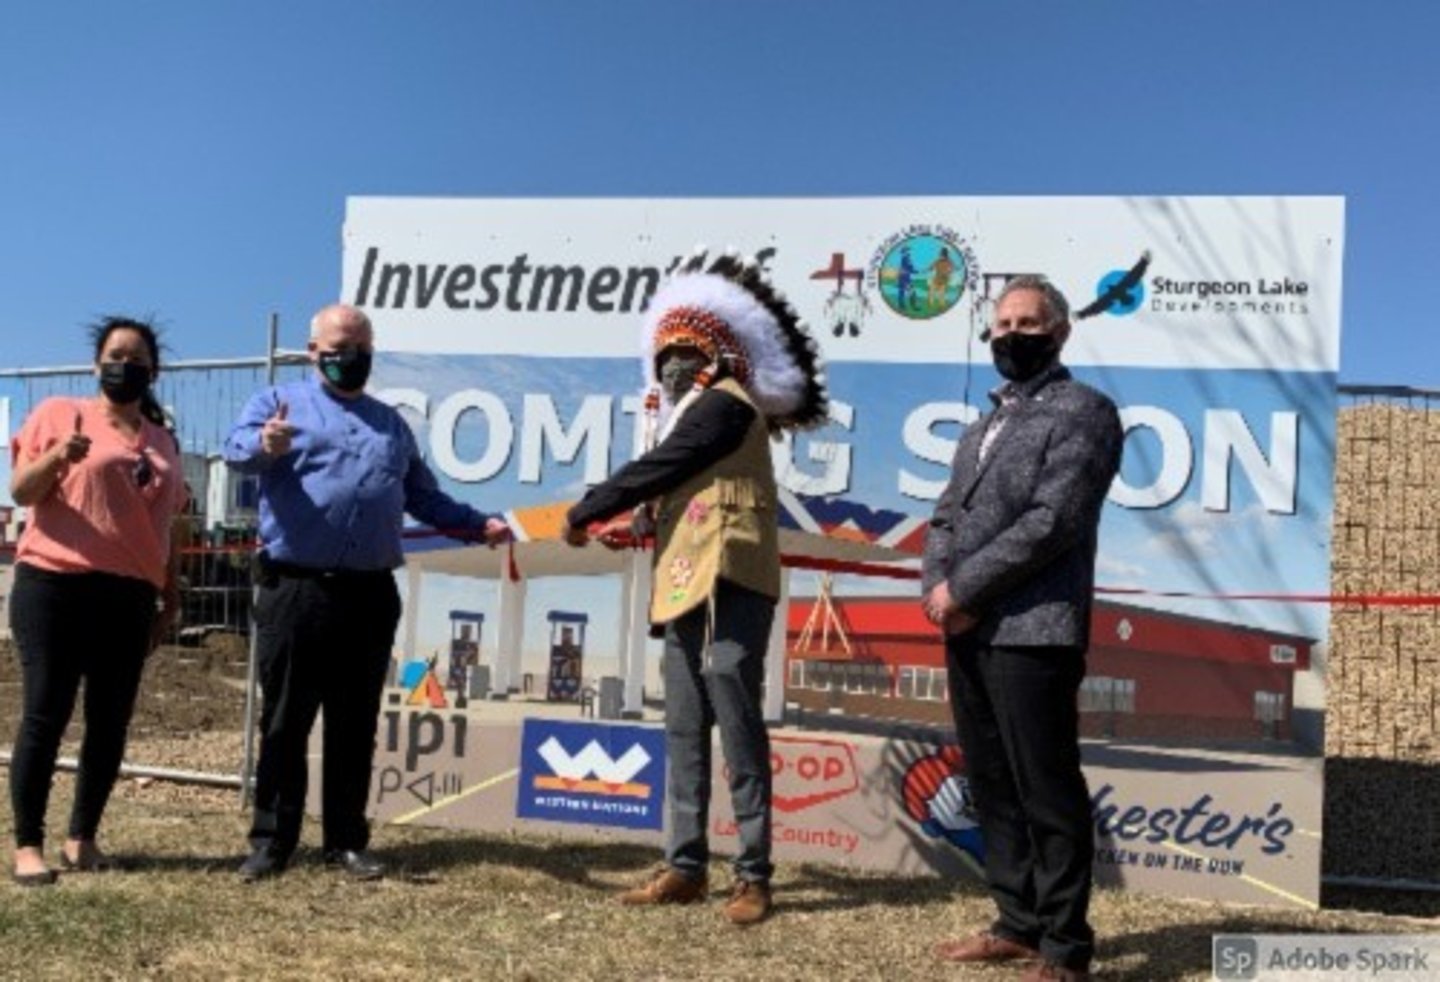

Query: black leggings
<box><xmin>8</xmin><ymin>563</ymin><xmax>156</xmax><ymax>849</ymax></box>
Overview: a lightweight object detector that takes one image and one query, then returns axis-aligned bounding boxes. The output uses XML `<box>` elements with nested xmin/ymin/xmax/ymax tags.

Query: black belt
<box><xmin>257</xmin><ymin>555</ymin><xmax>391</xmax><ymax>584</ymax></box>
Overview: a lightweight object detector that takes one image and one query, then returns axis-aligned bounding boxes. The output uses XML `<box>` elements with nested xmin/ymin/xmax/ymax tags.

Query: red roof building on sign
<box><xmin>784</xmin><ymin>595</ymin><xmax>1314</xmax><ymax>745</ymax></box>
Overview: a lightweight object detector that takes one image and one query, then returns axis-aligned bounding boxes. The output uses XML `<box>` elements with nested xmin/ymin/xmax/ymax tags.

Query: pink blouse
<box><xmin>12</xmin><ymin>397</ymin><xmax>187</xmax><ymax>589</ymax></box>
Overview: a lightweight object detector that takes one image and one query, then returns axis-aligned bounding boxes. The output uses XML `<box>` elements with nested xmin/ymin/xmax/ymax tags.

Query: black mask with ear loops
<box><xmin>657</xmin><ymin>350</ymin><xmax>708</xmax><ymax>404</ymax></box>
<box><xmin>99</xmin><ymin>361</ymin><xmax>152</xmax><ymax>404</ymax></box>
<box><xmin>991</xmin><ymin>332</ymin><xmax>1060</xmax><ymax>382</ymax></box>
<box><xmin>318</xmin><ymin>347</ymin><xmax>373</xmax><ymax>392</ymax></box>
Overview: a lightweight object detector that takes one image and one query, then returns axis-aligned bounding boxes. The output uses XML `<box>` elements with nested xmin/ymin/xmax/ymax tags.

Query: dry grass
<box><xmin>0</xmin><ymin>765</ymin><xmax>1430</xmax><ymax>982</ymax></box>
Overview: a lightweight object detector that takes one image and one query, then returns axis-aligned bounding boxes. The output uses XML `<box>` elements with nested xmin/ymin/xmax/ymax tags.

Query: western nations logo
<box><xmin>516</xmin><ymin>720</ymin><xmax>666</xmax><ymax>830</ymax></box>
<box><xmin>533</xmin><ymin>735</ymin><xmax>650</xmax><ymax>797</ymax></box>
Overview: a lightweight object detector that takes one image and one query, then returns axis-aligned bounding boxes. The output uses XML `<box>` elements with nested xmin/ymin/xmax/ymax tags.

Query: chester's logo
<box><xmin>866</xmin><ymin>225</ymin><xmax>978</xmax><ymax>320</ymax></box>
<box><xmin>901</xmin><ymin>745</ymin><xmax>984</xmax><ymax>862</ymax></box>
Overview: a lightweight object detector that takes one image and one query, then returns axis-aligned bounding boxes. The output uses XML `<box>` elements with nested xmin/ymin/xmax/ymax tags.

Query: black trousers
<box><xmin>946</xmin><ymin>636</ymin><xmax>1094</xmax><ymax>972</ymax></box>
<box><xmin>8</xmin><ymin>563</ymin><xmax>156</xmax><ymax>848</ymax></box>
<box><xmin>249</xmin><ymin>569</ymin><xmax>399</xmax><ymax>855</ymax></box>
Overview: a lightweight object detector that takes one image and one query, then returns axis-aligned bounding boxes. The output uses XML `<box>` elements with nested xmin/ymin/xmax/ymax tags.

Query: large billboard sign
<box><xmin>345</xmin><ymin>196</ymin><xmax>1343</xmax><ymax>907</ymax></box>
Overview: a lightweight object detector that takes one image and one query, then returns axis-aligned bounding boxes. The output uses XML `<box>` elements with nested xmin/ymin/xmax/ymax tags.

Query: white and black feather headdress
<box><xmin>641</xmin><ymin>247</ymin><xmax>829</xmax><ymax>431</ymax></box>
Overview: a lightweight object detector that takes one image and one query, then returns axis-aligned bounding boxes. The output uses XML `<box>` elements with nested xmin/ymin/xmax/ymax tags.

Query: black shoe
<box><xmin>324</xmin><ymin>849</ymin><xmax>384</xmax><ymax>881</ymax></box>
<box><xmin>11</xmin><ymin>868</ymin><xmax>58</xmax><ymax>887</ymax></box>
<box><xmin>238</xmin><ymin>846</ymin><xmax>289</xmax><ymax>882</ymax></box>
<box><xmin>57</xmin><ymin>849</ymin><xmax>121</xmax><ymax>873</ymax></box>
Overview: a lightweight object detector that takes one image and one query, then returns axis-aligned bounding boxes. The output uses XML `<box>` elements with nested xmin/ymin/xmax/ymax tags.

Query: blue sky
<box><xmin>2</xmin><ymin>2</ymin><xmax>1437</xmax><ymax>388</ymax></box>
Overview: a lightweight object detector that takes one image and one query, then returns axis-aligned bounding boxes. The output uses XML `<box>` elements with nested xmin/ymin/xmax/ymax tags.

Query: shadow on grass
<box><xmin>355</xmin><ymin>834</ymin><xmax>980</xmax><ymax>912</ymax></box>
<box><xmin>1322</xmin><ymin>883</ymin><xmax>1440</xmax><ymax>920</ymax></box>
<box><xmin>101</xmin><ymin>854</ymin><xmax>242</xmax><ymax>875</ymax></box>
<box><xmin>102</xmin><ymin>838</ymin><xmax>654</xmax><ymax>886</ymax></box>
<box><xmin>369</xmin><ymin>835</ymin><xmax>659</xmax><ymax>889</ymax></box>
<box><xmin>1105</xmin><ymin>912</ymin><xmax>1401</xmax><ymax>982</ymax></box>
<box><xmin>778</xmin><ymin>861</ymin><xmax>983</xmax><ymax>913</ymax></box>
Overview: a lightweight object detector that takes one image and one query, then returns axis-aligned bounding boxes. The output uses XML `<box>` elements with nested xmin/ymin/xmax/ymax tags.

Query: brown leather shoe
<box><xmin>617</xmin><ymin>867</ymin><xmax>708</xmax><ymax>905</ymax></box>
<box><xmin>722</xmin><ymin>879</ymin><xmax>772</xmax><ymax>926</ymax></box>
<box><xmin>934</xmin><ymin>931</ymin><xmax>1041</xmax><ymax>964</ymax></box>
<box><xmin>1020</xmin><ymin>960</ymin><xmax>1091</xmax><ymax>981</ymax></box>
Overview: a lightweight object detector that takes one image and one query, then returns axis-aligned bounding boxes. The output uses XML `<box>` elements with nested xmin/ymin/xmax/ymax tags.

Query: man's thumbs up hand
<box><xmin>261</xmin><ymin>400</ymin><xmax>295</xmax><ymax>457</ymax></box>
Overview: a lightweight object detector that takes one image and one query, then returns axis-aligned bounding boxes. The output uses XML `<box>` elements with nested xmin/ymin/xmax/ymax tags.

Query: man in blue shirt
<box><xmin>225</xmin><ymin>303</ymin><xmax>508</xmax><ymax>882</ymax></box>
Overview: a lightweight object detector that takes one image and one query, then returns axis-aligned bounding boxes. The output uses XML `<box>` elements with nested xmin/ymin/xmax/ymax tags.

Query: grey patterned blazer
<box><xmin>922</xmin><ymin>364</ymin><xmax>1123</xmax><ymax>648</ymax></box>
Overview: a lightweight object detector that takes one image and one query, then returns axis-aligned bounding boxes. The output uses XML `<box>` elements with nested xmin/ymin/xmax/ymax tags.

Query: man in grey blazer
<box><xmin>922</xmin><ymin>275</ymin><xmax>1122</xmax><ymax>982</ymax></box>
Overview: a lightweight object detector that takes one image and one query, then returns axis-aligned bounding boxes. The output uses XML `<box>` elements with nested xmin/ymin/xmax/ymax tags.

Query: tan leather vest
<box><xmin>650</xmin><ymin>378</ymin><xmax>780</xmax><ymax>624</ymax></box>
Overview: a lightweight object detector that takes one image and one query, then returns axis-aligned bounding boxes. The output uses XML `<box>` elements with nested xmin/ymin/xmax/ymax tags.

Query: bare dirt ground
<box><xmin>0</xmin><ymin>635</ymin><xmax>249</xmax><ymax>743</ymax></box>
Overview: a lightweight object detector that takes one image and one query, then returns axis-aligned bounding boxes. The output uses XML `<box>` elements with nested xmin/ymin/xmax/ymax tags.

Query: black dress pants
<box><xmin>8</xmin><ymin>563</ymin><xmax>156</xmax><ymax>848</ymax></box>
<box><xmin>249</xmin><ymin>569</ymin><xmax>399</xmax><ymax>855</ymax></box>
<box><xmin>946</xmin><ymin>636</ymin><xmax>1094</xmax><ymax>972</ymax></box>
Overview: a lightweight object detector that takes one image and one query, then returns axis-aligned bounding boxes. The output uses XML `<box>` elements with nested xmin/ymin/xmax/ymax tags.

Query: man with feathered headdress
<box><xmin>563</xmin><ymin>249</ymin><xmax>827</xmax><ymax>926</ymax></box>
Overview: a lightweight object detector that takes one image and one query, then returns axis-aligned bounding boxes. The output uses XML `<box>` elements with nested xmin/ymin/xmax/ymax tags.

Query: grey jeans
<box><xmin>661</xmin><ymin>579</ymin><xmax>775</xmax><ymax>882</ymax></box>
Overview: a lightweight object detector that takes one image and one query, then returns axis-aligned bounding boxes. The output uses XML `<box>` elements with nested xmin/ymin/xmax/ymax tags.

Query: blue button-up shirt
<box><xmin>224</xmin><ymin>374</ymin><xmax>489</xmax><ymax>571</ymax></box>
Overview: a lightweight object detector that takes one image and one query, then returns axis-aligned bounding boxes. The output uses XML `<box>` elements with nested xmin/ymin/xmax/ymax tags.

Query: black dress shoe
<box><xmin>238</xmin><ymin>846</ymin><xmax>289</xmax><ymax>882</ymax></box>
<box><xmin>11</xmin><ymin>868</ymin><xmax>58</xmax><ymax>887</ymax></box>
<box><xmin>324</xmin><ymin>849</ymin><xmax>385</xmax><ymax>881</ymax></box>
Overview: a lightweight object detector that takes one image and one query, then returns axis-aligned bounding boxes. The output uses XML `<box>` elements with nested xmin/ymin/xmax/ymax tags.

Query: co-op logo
<box><xmin>763</xmin><ymin>736</ymin><xmax>861</xmax><ymax>812</ymax></box>
<box><xmin>722</xmin><ymin>736</ymin><xmax>859</xmax><ymax>811</ymax></box>
<box><xmin>533</xmin><ymin>736</ymin><xmax>652</xmax><ymax>799</ymax></box>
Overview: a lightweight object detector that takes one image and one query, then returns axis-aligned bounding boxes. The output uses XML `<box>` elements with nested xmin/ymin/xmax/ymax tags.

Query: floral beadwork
<box><xmin>684</xmin><ymin>499</ymin><xmax>711</xmax><ymax>526</ymax></box>
<box><xmin>668</xmin><ymin>555</ymin><xmax>695</xmax><ymax>590</ymax></box>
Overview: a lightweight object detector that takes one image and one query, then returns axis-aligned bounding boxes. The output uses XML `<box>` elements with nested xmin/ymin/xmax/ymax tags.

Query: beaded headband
<box><xmin>652</xmin><ymin>306</ymin><xmax>752</xmax><ymax>385</ymax></box>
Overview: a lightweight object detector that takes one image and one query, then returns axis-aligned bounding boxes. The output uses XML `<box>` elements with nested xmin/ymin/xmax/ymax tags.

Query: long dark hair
<box><xmin>88</xmin><ymin>315</ymin><xmax>172</xmax><ymax>435</ymax></box>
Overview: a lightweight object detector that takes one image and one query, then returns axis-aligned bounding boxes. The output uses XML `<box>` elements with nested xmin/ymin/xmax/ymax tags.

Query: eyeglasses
<box><xmin>133</xmin><ymin>450</ymin><xmax>153</xmax><ymax>489</ymax></box>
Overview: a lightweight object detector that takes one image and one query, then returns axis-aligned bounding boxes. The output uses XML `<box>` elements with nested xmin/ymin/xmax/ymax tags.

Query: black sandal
<box><xmin>57</xmin><ymin>850</ymin><xmax>119</xmax><ymax>873</ymax></box>
<box><xmin>11</xmin><ymin>868</ymin><xmax>58</xmax><ymax>887</ymax></box>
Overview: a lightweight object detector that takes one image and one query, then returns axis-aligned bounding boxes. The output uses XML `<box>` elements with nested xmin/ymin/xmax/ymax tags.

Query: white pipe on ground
<box><xmin>0</xmin><ymin>752</ymin><xmax>246</xmax><ymax>790</ymax></box>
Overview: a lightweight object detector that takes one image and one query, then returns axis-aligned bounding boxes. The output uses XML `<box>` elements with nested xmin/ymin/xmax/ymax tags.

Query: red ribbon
<box><xmin>65</xmin><ymin>535</ymin><xmax>1439</xmax><ymax>608</ymax></box>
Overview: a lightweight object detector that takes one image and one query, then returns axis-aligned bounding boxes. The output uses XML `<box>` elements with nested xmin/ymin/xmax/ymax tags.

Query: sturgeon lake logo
<box><xmin>867</xmin><ymin>225</ymin><xmax>978</xmax><ymax>320</ymax></box>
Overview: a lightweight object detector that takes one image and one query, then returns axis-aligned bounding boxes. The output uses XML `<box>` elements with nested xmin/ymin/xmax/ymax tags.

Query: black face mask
<box><xmin>658</xmin><ymin>351</ymin><xmax>707</xmax><ymax>404</ymax></box>
<box><xmin>991</xmin><ymin>332</ymin><xmax>1060</xmax><ymax>383</ymax></box>
<box><xmin>317</xmin><ymin>347</ymin><xmax>373</xmax><ymax>392</ymax></box>
<box><xmin>99</xmin><ymin>361</ymin><xmax>152</xmax><ymax>405</ymax></box>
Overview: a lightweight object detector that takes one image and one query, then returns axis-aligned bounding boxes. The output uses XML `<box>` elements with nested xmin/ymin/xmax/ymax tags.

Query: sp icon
<box><xmin>1213</xmin><ymin>936</ymin><xmax>1259</xmax><ymax>980</ymax></box>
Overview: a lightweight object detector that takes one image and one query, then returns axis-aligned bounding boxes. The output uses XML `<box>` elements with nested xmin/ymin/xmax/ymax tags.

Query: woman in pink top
<box><xmin>7</xmin><ymin>317</ymin><xmax>186</xmax><ymax>885</ymax></box>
